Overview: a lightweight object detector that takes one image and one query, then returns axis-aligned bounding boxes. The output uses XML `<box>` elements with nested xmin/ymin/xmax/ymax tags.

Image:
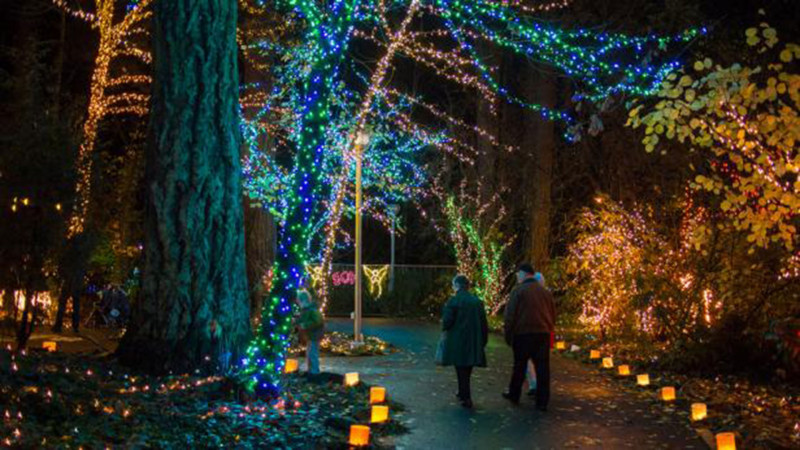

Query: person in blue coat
<box><xmin>438</xmin><ymin>274</ymin><xmax>488</xmax><ymax>408</ymax></box>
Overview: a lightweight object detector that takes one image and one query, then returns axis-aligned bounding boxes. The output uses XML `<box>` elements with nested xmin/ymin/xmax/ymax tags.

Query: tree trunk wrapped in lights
<box><xmin>117</xmin><ymin>0</ymin><xmax>249</xmax><ymax>374</ymax></box>
<box><xmin>53</xmin><ymin>0</ymin><xmax>152</xmax><ymax>237</ymax></box>
<box><xmin>522</xmin><ymin>65</ymin><xmax>557</xmax><ymax>271</ymax></box>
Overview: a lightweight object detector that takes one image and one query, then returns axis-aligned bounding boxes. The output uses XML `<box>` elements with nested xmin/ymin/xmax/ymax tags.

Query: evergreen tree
<box><xmin>118</xmin><ymin>0</ymin><xmax>249</xmax><ymax>373</ymax></box>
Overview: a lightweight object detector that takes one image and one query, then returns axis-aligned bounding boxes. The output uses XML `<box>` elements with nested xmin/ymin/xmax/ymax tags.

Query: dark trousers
<box><xmin>508</xmin><ymin>333</ymin><xmax>550</xmax><ymax>407</ymax></box>
<box><xmin>455</xmin><ymin>366</ymin><xmax>473</xmax><ymax>400</ymax></box>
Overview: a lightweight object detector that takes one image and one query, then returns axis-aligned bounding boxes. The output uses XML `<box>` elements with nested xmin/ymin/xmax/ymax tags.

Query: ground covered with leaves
<box><xmin>0</xmin><ymin>348</ymin><xmax>406</xmax><ymax>448</ymax></box>
<box><xmin>290</xmin><ymin>331</ymin><xmax>397</xmax><ymax>357</ymax></box>
<box><xmin>556</xmin><ymin>335</ymin><xmax>800</xmax><ymax>449</ymax></box>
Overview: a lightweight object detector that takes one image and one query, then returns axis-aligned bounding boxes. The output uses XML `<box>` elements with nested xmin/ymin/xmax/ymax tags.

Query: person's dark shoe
<box><xmin>526</xmin><ymin>388</ymin><xmax>537</xmax><ymax>397</ymax></box>
<box><xmin>501</xmin><ymin>392</ymin><xmax>519</xmax><ymax>405</ymax></box>
<box><xmin>460</xmin><ymin>399</ymin><xmax>473</xmax><ymax>409</ymax></box>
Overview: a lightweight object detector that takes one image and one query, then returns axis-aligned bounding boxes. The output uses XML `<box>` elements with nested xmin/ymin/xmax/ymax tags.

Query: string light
<box><xmin>565</xmin><ymin>193</ymin><xmax>728</xmax><ymax>338</ymax></box>
<box><xmin>54</xmin><ymin>0</ymin><xmax>152</xmax><ymax>237</ymax></box>
<box><xmin>0</xmin><ymin>290</ymin><xmax>53</xmax><ymax>313</ymax></box>
<box><xmin>362</xmin><ymin>265</ymin><xmax>389</xmax><ymax>298</ymax></box>
<box><xmin>437</xmin><ymin>184</ymin><xmax>511</xmax><ymax>314</ymax></box>
<box><xmin>238</xmin><ymin>0</ymin><xmax>701</xmax><ymax>395</ymax></box>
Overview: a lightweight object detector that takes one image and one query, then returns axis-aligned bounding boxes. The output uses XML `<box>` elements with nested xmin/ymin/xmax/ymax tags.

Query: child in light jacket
<box><xmin>296</xmin><ymin>289</ymin><xmax>325</xmax><ymax>374</ymax></box>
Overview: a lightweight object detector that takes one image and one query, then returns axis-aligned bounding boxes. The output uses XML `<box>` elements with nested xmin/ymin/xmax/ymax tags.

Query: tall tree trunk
<box><xmin>475</xmin><ymin>45</ymin><xmax>500</xmax><ymax>207</ymax></box>
<box><xmin>241</xmin><ymin>38</ymin><xmax>349</xmax><ymax>396</ymax></box>
<box><xmin>243</xmin><ymin>69</ymin><xmax>333</xmax><ymax>395</ymax></box>
<box><xmin>52</xmin><ymin>283</ymin><xmax>70</xmax><ymax>333</ymax></box>
<box><xmin>522</xmin><ymin>64</ymin><xmax>556</xmax><ymax>271</ymax></box>
<box><xmin>244</xmin><ymin>202</ymin><xmax>273</xmax><ymax>323</ymax></box>
<box><xmin>53</xmin><ymin>233</ymin><xmax>91</xmax><ymax>332</ymax></box>
<box><xmin>240</xmin><ymin>29</ymin><xmax>275</xmax><ymax>325</ymax></box>
<box><xmin>16</xmin><ymin>290</ymin><xmax>34</xmax><ymax>350</ymax></box>
<box><xmin>117</xmin><ymin>0</ymin><xmax>249</xmax><ymax>374</ymax></box>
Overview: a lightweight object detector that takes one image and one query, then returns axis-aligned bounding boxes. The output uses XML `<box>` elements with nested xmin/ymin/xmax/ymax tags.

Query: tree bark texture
<box><xmin>244</xmin><ymin>202</ymin><xmax>273</xmax><ymax>322</ymax></box>
<box><xmin>118</xmin><ymin>0</ymin><xmax>249</xmax><ymax>373</ymax></box>
<box><xmin>521</xmin><ymin>65</ymin><xmax>556</xmax><ymax>271</ymax></box>
<box><xmin>240</xmin><ymin>39</ymin><xmax>276</xmax><ymax>324</ymax></box>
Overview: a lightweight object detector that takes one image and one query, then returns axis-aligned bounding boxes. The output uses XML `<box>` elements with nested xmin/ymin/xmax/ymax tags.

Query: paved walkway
<box><xmin>323</xmin><ymin>318</ymin><xmax>704</xmax><ymax>449</ymax></box>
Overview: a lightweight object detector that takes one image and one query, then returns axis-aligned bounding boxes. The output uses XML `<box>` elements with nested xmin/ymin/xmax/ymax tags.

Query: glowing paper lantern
<box><xmin>42</xmin><ymin>341</ymin><xmax>57</xmax><ymax>352</ymax></box>
<box><xmin>344</xmin><ymin>372</ymin><xmax>359</xmax><ymax>386</ymax></box>
<box><xmin>349</xmin><ymin>425</ymin><xmax>370</xmax><ymax>446</ymax></box>
<box><xmin>691</xmin><ymin>403</ymin><xmax>707</xmax><ymax>421</ymax></box>
<box><xmin>370</xmin><ymin>405</ymin><xmax>389</xmax><ymax>423</ymax></box>
<box><xmin>602</xmin><ymin>357</ymin><xmax>614</xmax><ymax>369</ymax></box>
<box><xmin>590</xmin><ymin>350</ymin><xmax>601</xmax><ymax>360</ymax></box>
<box><xmin>661</xmin><ymin>386</ymin><xmax>676</xmax><ymax>401</ymax></box>
<box><xmin>617</xmin><ymin>365</ymin><xmax>630</xmax><ymax>376</ymax></box>
<box><xmin>284</xmin><ymin>358</ymin><xmax>299</xmax><ymax>373</ymax></box>
<box><xmin>555</xmin><ymin>341</ymin><xmax>566</xmax><ymax>350</ymax></box>
<box><xmin>370</xmin><ymin>386</ymin><xmax>386</xmax><ymax>404</ymax></box>
<box><xmin>716</xmin><ymin>432</ymin><xmax>736</xmax><ymax>450</ymax></box>
<box><xmin>637</xmin><ymin>374</ymin><xmax>650</xmax><ymax>386</ymax></box>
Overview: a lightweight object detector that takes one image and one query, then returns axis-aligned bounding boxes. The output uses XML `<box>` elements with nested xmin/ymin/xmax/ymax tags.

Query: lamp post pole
<box><xmin>354</xmin><ymin>150</ymin><xmax>363</xmax><ymax>342</ymax></box>
<box><xmin>353</xmin><ymin>130</ymin><xmax>370</xmax><ymax>343</ymax></box>
<box><xmin>388</xmin><ymin>204</ymin><xmax>399</xmax><ymax>293</ymax></box>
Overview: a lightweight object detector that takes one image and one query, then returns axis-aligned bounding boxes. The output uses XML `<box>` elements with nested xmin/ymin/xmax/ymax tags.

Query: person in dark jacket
<box><xmin>502</xmin><ymin>263</ymin><xmax>556</xmax><ymax>411</ymax></box>
<box><xmin>438</xmin><ymin>274</ymin><xmax>488</xmax><ymax>408</ymax></box>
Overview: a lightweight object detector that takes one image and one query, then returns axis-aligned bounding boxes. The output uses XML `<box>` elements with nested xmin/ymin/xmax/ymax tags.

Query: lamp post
<box><xmin>353</xmin><ymin>128</ymin><xmax>371</xmax><ymax>343</ymax></box>
<box><xmin>388</xmin><ymin>204</ymin><xmax>400</xmax><ymax>293</ymax></box>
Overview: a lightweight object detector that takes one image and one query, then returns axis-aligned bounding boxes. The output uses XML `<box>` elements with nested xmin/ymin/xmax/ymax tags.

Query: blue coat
<box><xmin>439</xmin><ymin>289</ymin><xmax>488</xmax><ymax>367</ymax></box>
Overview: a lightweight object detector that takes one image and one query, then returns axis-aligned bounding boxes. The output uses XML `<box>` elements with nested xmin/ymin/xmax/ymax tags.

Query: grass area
<box><xmin>0</xmin><ymin>348</ymin><xmax>406</xmax><ymax>448</ymax></box>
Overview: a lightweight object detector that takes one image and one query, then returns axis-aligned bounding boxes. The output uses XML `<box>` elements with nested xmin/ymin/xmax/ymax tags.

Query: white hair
<box><xmin>297</xmin><ymin>289</ymin><xmax>313</xmax><ymax>306</ymax></box>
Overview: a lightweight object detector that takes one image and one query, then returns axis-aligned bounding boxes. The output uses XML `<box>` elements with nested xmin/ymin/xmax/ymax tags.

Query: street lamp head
<box><xmin>355</xmin><ymin>128</ymin><xmax>372</xmax><ymax>147</ymax></box>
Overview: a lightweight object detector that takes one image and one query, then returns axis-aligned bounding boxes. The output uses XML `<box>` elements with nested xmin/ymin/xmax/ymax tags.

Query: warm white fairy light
<box><xmin>55</xmin><ymin>0</ymin><xmax>152</xmax><ymax>237</ymax></box>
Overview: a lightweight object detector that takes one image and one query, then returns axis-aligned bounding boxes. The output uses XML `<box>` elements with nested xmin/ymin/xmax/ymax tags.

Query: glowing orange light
<box><xmin>370</xmin><ymin>405</ymin><xmax>389</xmax><ymax>423</ymax></box>
<box><xmin>344</xmin><ymin>372</ymin><xmax>359</xmax><ymax>386</ymax></box>
<box><xmin>370</xmin><ymin>386</ymin><xmax>386</xmax><ymax>404</ymax></box>
<box><xmin>284</xmin><ymin>358</ymin><xmax>298</xmax><ymax>373</ymax></box>
<box><xmin>637</xmin><ymin>374</ymin><xmax>650</xmax><ymax>386</ymax></box>
<box><xmin>42</xmin><ymin>341</ymin><xmax>57</xmax><ymax>352</ymax></box>
<box><xmin>617</xmin><ymin>365</ymin><xmax>630</xmax><ymax>376</ymax></box>
<box><xmin>691</xmin><ymin>403</ymin><xmax>707</xmax><ymax>421</ymax></box>
<box><xmin>716</xmin><ymin>432</ymin><xmax>736</xmax><ymax>450</ymax></box>
<box><xmin>602</xmin><ymin>357</ymin><xmax>614</xmax><ymax>369</ymax></box>
<box><xmin>349</xmin><ymin>425</ymin><xmax>370</xmax><ymax>446</ymax></box>
<box><xmin>661</xmin><ymin>387</ymin><xmax>676</xmax><ymax>401</ymax></box>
